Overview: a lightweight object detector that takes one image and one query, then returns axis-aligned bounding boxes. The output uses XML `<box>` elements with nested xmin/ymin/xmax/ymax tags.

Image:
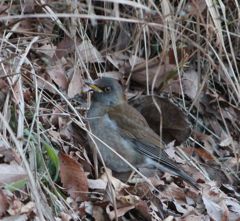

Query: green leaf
<box><xmin>5</xmin><ymin>179</ymin><xmax>27</xmax><ymax>192</ymax></box>
<box><xmin>43</xmin><ymin>143</ymin><xmax>60</xmax><ymax>182</ymax></box>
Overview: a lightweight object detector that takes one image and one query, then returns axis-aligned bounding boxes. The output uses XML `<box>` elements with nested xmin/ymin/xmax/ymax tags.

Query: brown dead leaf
<box><xmin>54</xmin><ymin>36</ymin><xmax>75</xmax><ymax>60</ymax></box>
<box><xmin>0</xmin><ymin>164</ymin><xmax>27</xmax><ymax>185</ymax></box>
<box><xmin>135</xmin><ymin>200</ymin><xmax>152</xmax><ymax>221</ymax></box>
<box><xmin>190</xmin><ymin>147</ymin><xmax>215</xmax><ymax>162</ymax></box>
<box><xmin>0</xmin><ymin>189</ymin><xmax>9</xmax><ymax>217</ymax></box>
<box><xmin>164</xmin><ymin>69</ymin><xmax>199</xmax><ymax>99</ymax></box>
<box><xmin>185</xmin><ymin>0</ymin><xmax>207</xmax><ymax>16</ymax></box>
<box><xmin>77</xmin><ymin>40</ymin><xmax>103</xmax><ymax>64</ymax></box>
<box><xmin>106</xmin><ymin>52</ymin><xmax>129</xmax><ymax>70</ymax></box>
<box><xmin>130</xmin><ymin>96</ymin><xmax>191</xmax><ymax>144</ymax></box>
<box><xmin>47</xmin><ymin>63</ymin><xmax>68</xmax><ymax>91</ymax></box>
<box><xmin>67</xmin><ymin>68</ymin><xmax>84</xmax><ymax>98</ymax></box>
<box><xmin>193</xmin><ymin>132</ymin><xmax>217</xmax><ymax>155</ymax></box>
<box><xmin>0</xmin><ymin>148</ymin><xmax>21</xmax><ymax>164</ymax></box>
<box><xmin>129</xmin><ymin>56</ymin><xmax>177</xmax><ymax>88</ymax></box>
<box><xmin>59</xmin><ymin>152</ymin><xmax>88</xmax><ymax>201</ymax></box>
<box><xmin>182</xmin><ymin>69</ymin><xmax>199</xmax><ymax>99</ymax></box>
<box><xmin>36</xmin><ymin>72</ymin><xmax>57</xmax><ymax>94</ymax></box>
<box><xmin>0</xmin><ymin>79</ymin><xmax>8</xmax><ymax>92</ymax></box>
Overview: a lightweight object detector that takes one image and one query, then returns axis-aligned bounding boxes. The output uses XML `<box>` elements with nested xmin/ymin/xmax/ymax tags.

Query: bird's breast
<box><xmin>87</xmin><ymin>112</ymin><xmax>145</xmax><ymax>172</ymax></box>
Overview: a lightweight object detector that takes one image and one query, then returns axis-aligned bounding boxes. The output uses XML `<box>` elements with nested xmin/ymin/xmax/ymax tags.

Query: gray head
<box><xmin>90</xmin><ymin>77</ymin><xmax>124</xmax><ymax>107</ymax></box>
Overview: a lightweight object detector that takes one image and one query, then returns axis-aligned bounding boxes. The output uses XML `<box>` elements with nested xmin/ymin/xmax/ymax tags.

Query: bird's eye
<box><xmin>104</xmin><ymin>86</ymin><xmax>111</xmax><ymax>92</ymax></box>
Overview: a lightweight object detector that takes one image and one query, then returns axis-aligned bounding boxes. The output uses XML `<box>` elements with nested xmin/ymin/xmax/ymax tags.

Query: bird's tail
<box><xmin>152</xmin><ymin>158</ymin><xmax>199</xmax><ymax>190</ymax></box>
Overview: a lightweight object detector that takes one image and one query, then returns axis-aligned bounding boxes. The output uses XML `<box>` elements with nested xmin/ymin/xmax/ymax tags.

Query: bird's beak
<box><xmin>85</xmin><ymin>81</ymin><xmax>103</xmax><ymax>93</ymax></box>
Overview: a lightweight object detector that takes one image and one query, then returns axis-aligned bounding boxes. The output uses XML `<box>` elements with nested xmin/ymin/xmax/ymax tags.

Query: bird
<box><xmin>87</xmin><ymin>77</ymin><xmax>198</xmax><ymax>189</ymax></box>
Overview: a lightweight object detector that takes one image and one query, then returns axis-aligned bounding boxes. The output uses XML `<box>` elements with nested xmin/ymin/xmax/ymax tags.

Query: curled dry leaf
<box><xmin>130</xmin><ymin>95</ymin><xmax>191</xmax><ymax>144</ymax></box>
<box><xmin>59</xmin><ymin>152</ymin><xmax>88</xmax><ymax>201</ymax></box>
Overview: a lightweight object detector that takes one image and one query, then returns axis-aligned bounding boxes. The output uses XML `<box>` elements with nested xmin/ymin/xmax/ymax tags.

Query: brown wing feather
<box><xmin>108</xmin><ymin>103</ymin><xmax>163</xmax><ymax>148</ymax></box>
<box><xmin>108</xmin><ymin>103</ymin><xmax>198</xmax><ymax>189</ymax></box>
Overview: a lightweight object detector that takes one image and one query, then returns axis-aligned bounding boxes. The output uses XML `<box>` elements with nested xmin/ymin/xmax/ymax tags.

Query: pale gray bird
<box><xmin>87</xmin><ymin>77</ymin><xmax>198</xmax><ymax>189</ymax></box>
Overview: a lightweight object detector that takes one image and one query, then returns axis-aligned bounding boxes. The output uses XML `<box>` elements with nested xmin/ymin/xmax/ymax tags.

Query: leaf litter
<box><xmin>0</xmin><ymin>0</ymin><xmax>240</xmax><ymax>220</ymax></box>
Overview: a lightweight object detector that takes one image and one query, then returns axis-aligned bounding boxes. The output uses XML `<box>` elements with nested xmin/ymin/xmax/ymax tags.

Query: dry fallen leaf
<box><xmin>164</xmin><ymin>69</ymin><xmax>199</xmax><ymax>99</ymax></box>
<box><xmin>129</xmin><ymin>56</ymin><xmax>177</xmax><ymax>88</ymax></box>
<box><xmin>202</xmin><ymin>196</ymin><xmax>228</xmax><ymax>221</ymax></box>
<box><xmin>55</xmin><ymin>36</ymin><xmax>75</xmax><ymax>60</ymax></box>
<box><xmin>36</xmin><ymin>44</ymin><xmax>56</xmax><ymax>58</ymax></box>
<box><xmin>67</xmin><ymin>68</ymin><xmax>84</xmax><ymax>98</ymax></box>
<box><xmin>100</xmin><ymin>168</ymin><xmax>129</xmax><ymax>193</ymax></box>
<box><xmin>87</xmin><ymin>178</ymin><xmax>107</xmax><ymax>190</ymax></box>
<box><xmin>130</xmin><ymin>95</ymin><xmax>191</xmax><ymax>144</ymax></box>
<box><xmin>77</xmin><ymin>40</ymin><xmax>103</xmax><ymax>64</ymax></box>
<box><xmin>47</xmin><ymin>62</ymin><xmax>68</xmax><ymax>91</ymax></box>
<box><xmin>59</xmin><ymin>152</ymin><xmax>89</xmax><ymax>201</ymax></box>
<box><xmin>0</xmin><ymin>164</ymin><xmax>27</xmax><ymax>185</ymax></box>
<box><xmin>0</xmin><ymin>189</ymin><xmax>9</xmax><ymax>217</ymax></box>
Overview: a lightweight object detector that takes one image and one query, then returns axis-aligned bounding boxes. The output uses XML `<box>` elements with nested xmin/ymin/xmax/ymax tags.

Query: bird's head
<box><xmin>87</xmin><ymin>77</ymin><xmax>124</xmax><ymax>107</ymax></box>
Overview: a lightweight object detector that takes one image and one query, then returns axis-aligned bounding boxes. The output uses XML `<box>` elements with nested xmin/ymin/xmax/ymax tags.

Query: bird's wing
<box><xmin>109</xmin><ymin>104</ymin><xmax>171</xmax><ymax>164</ymax></box>
<box><xmin>108</xmin><ymin>103</ymin><xmax>198</xmax><ymax>189</ymax></box>
<box><xmin>108</xmin><ymin>103</ymin><xmax>164</xmax><ymax>153</ymax></box>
